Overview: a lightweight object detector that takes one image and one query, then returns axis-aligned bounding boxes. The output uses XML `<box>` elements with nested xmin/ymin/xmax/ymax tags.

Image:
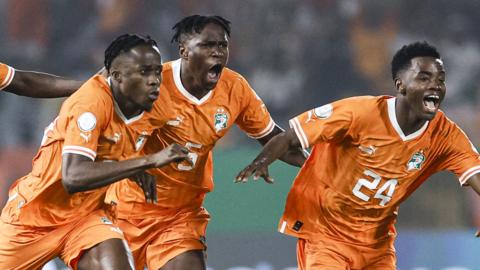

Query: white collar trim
<box><xmin>387</xmin><ymin>97</ymin><xmax>429</xmax><ymax>141</ymax></box>
<box><xmin>107</xmin><ymin>77</ymin><xmax>144</xmax><ymax>124</ymax></box>
<box><xmin>172</xmin><ymin>59</ymin><xmax>213</xmax><ymax>105</ymax></box>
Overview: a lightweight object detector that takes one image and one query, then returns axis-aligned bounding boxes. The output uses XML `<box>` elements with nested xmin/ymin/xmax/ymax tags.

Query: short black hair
<box><xmin>391</xmin><ymin>41</ymin><xmax>441</xmax><ymax>79</ymax></box>
<box><xmin>171</xmin><ymin>15</ymin><xmax>231</xmax><ymax>43</ymax></box>
<box><xmin>104</xmin><ymin>34</ymin><xmax>158</xmax><ymax>71</ymax></box>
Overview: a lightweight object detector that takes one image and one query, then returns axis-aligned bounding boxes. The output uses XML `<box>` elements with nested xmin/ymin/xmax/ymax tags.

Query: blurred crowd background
<box><xmin>1</xmin><ymin>0</ymin><xmax>480</xmax><ymax>249</ymax></box>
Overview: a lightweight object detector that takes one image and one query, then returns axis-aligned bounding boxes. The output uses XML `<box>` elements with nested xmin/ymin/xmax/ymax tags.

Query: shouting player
<box><xmin>0</xmin><ymin>34</ymin><xmax>190</xmax><ymax>270</ymax></box>
<box><xmin>105</xmin><ymin>15</ymin><xmax>307</xmax><ymax>269</ymax></box>
<box><xmin>236</xmin><ymin>41</ymin><xmax>480</xmax><ymax>269</ymax></box>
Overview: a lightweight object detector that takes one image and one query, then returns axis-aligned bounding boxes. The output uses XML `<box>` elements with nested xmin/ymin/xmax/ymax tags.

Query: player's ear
<box><xmin>395</xmin><ymin>79</ymin><xmax>406</xmax><ymax>95</ymax></box>
<box><xmin>179</xmin><ymin>43</ymin><xmax>188</xmax><ymax>60</ymax></box>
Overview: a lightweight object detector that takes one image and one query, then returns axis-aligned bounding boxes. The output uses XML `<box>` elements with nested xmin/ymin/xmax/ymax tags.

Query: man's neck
<box><xmin>111</xmin><ymin>89</ymin><xmax>142</xmax><ymax>119</ymax></box>
<box><xmin>394</xmin><ymin>98</ymin><xmax>427</xmax><ymax>136</ymax></box>
<box><xmin>180</xmin><ymin>60</ymin><xmax>210</xmax><ymax>100</ymax></box>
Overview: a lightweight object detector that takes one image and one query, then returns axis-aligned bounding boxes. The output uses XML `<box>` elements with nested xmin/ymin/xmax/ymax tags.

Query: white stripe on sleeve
<box><xmin>62</xmin><ymin>145</ymin><xmax>96</xmax><ymax>161</ymax></box>
<box><xmin>289</xmin><ymin>118</ymin><xmax>309</xmax><ymax>149</ymax></box>
<box><xmin>0</xmin><ymin>66</ymin><xmax>15</xmax><ymax>90</ymax></box>
<box><xmin>459</xmin><ymin>165</ymin><xmax>480</xmax><ymax>185</ymax></box>
<box><xmin>247</xmin><ymin>118</ymin><xmax>275</xmax><ymax>139</ymax></box>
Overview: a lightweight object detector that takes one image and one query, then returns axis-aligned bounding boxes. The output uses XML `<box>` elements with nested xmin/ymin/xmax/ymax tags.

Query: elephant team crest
<box><xmin>407</xmin><ymin>151</ymin><xmax>425</xmax><ymax>171</ymax></box>
<box><xmin>214</xmin><ymin>108</ymin><xmax>228</xmax><ymax>132</ymax></box>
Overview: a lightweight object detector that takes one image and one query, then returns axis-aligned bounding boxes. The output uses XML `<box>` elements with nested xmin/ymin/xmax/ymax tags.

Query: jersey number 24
<box><xmin>352</xmin><ymin>169</ymin><xmax>398</xmax><ymax>206</ymax></box>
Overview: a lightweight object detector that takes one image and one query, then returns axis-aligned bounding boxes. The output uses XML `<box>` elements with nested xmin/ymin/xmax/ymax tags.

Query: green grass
<box><xmin>205</xmin><ymin>148</ymin><xmax>301</xmax><ymax>233</ymax></box>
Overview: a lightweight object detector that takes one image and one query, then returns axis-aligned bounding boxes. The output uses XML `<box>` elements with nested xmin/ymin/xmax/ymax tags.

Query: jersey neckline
<box><xmin>172</xmin><ymin>59</ymin><xmax>213</xmax><ymax>105</ymax></box>
<box><xmin>106</xmin><ymin>76</ymin><xmax>145</xmax><ymax>124</ymax></box>
<box><xmin>387</xmin><ymin>97</ymin><xmax>429</xmax><ymax>141</ymax></box>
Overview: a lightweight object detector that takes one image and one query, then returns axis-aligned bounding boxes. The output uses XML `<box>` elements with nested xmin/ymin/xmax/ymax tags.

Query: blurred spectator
<box><xmin>6</xmin><ymin>0</ymin><xmax>50</xmax><ymax>61</ymax></box>
<box><xmin>348</xmin><ymin>1</ymin><xmax>398</xmax><ymax>94</ymax></box>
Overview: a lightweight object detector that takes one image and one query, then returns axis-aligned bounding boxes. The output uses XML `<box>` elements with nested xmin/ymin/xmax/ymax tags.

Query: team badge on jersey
<box><xmin>214</xmin><ymin>108</ymin><xmax>229</xmax><ymax>132</ymax></box>
<box><xmin>77</xmin><ymin>112</ymin><xmax>97</xmax><ymax>132</ymax></box>
<box><xmin>313</xmin><ymin>104</ymin><xmax>333</xmax><ymax>119</ymax></box>
<box><xmin>407</xmin><ymin>151</ymin><xmax>425</xmax><ymax>171</ymax></box>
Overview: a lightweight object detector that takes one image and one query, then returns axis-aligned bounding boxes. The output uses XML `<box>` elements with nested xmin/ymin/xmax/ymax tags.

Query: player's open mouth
<box><xmin>423</xmin><ymin>94</ymin><xmax>440</xmax><ymax>113</ymax></box>
<box><xmin>207</xmin><ymin>64</ymin><xmax>223</xmax><ymax>81</ymax></box>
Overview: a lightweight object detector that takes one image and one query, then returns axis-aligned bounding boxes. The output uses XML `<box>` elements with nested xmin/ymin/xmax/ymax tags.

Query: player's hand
<box><xmin>475</xmin><ymin>230</ymin><xmax>480</xmax><ymax>237</ymax></box>
<box><xmin>131</xmin><ymin>172</ymin><xmax>157</xmax><ymax>204</ymax></box>
<box><xmin>235</xmin><ymin>157</ymin><xmax>274</xmax><ymax>184</ymax></box>
<box><xmin>151</xmin><ymin>143</ymin><xmax>192</xmax><ymax>168</ymax></box>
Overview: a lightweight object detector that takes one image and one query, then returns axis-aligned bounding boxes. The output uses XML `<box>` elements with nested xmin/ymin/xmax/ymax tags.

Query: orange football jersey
<box><xmin>0</xmin><ymin>63</ymin><xmax>15</xmax><ymax>90</ymax></box>
<box><xmin>1</xmin><ymin>75</ymin><xmax>158</xmax><ymax>227</ymax></box>
<box><xmin>279</xmin><ymin>96</ymin><xmax>480</xmax><ymax>246</ymax></box>
<box><xmin>106</xmin><ymin>59</ymin><xmax>274</xmax><ymax>218</ymax></box>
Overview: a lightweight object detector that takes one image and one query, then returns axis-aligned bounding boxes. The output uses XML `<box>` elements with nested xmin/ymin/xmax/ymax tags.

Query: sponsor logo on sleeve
<box><xmin>77</xmin><ymin>112</ymin><xmax>97</xmax><ymax>132</ymax></box>
<box><xmin>80</xmin><ymin>132</ymin><xmax>91</xmax><ymax>143</ymax></box>
<box><xmin>313</xmin><ymin>104</ymin><xmax>333</xmax><ymax>119</ymax></box>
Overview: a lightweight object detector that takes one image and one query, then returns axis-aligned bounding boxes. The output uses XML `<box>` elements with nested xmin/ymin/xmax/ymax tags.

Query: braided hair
<box><xmin>391</xmin><ymin>41</ymin><xmax>441</xmax><ymax>80</ymax></box>
<box><xmin>104</xmin><ymin>34</ymin><xmax>158</xmax><ymax>72</ymax></box>
<box><xmin>171</xmin><ymin>15</ymin><xmax>231</xmax><ymax>44</ymax></box>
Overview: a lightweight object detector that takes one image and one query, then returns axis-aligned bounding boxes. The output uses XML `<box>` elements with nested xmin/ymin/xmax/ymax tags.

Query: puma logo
<box><xmin>80</xmin><ymin>132</ymin><xmax>91</xmax><ymax>143</ymax></box>
<box><xmin>358</xmin><ymin>145</ymin><xmax>377</xmax><ymax>155</ymax></box>
<box><xmin>105</xmin><ymin>133</ymin><xmax>121</xmax><ymax>143</ymax></box>
<box><xmin>166</xmin><ymin>116</ymin><xmax>184</xmax><ymax>126</ymax></box>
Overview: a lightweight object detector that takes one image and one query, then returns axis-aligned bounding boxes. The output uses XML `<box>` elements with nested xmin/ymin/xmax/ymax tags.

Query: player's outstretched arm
<box><xmin>236</xmin><ymin>128</ymin><xmax>301</xmax><ymax>184</ymax></box>
<box><xmin>466</xmin><ymin>174</ymin><xmax>480</xmax><ymax>237</ymax></box>
<box><xmin>4</xmin><ymin>69</ymin><xmax>82</xmax><ymax>98</ymax></box>
<box><xmin>257</xmin><ymin>125</ymin><xmax>307</xmax><ymax>167</ymax></box>
<box><xmin>467</xmin><ymin>174</ymin><xmax>480</xmax><ymax>194</ymax></box>
<box><xmin>62</xmin><ymin>143</ymin><xmax>191</xmax><ymax>202</ymax></box>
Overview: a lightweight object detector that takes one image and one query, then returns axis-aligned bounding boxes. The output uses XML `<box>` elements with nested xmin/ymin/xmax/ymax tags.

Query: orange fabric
<box><xmin>0</xmin><ymin>209</ymin><xmax>126</xmax><ymax>270</ymax></box>
<box><xmin>280</xmin><ymin>96</ymin><xmax>480</xmax><ymax>248</ymax></box>
<box><xmin>115</xmin><ymin>207</ymin><xmax>209</xmax><ymax>269</ymax></box>
<box><xmin>0</xmin><ymin>63</ymin><xmax>15</xmax><ymax>90</ymax></box>
<box><xmin>106</xmin><ymin>59</ymin><xmax>274</xmax><ymax>218</ymax></box>
<box><xmin>1</xmin><ymin>75</ymin><xmax>158</xmax><ymax>228</ymax></box>
<box><xmin>296</xmin><ymin>238</ymin><xmax>396</xmax><ymax>270</ymax></box>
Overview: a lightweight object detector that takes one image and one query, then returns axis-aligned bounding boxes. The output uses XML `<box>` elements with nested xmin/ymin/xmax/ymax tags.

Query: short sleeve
<box><xmin>289</xmin><ymin>99</ymin><xmax>354</xmax><ymax>149</ymax></box>
<box><xmin>62</xmin><ymin>96</ymin><xmax>109</xmax><ymax>161</ymax></box>
<box><xmin>235</xmin><ymin>76</ymin><xmax>275</xmax><ymax>139</ymax></box>
<box><xmin>0</xmin><ymin>63</ymin><xmax>15</xmax><ymax>91</ymax></box>
<box><xmin>436</xmin><ymin>123</ymin><xmax>480</xmax><ymax>185</ymax></box>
